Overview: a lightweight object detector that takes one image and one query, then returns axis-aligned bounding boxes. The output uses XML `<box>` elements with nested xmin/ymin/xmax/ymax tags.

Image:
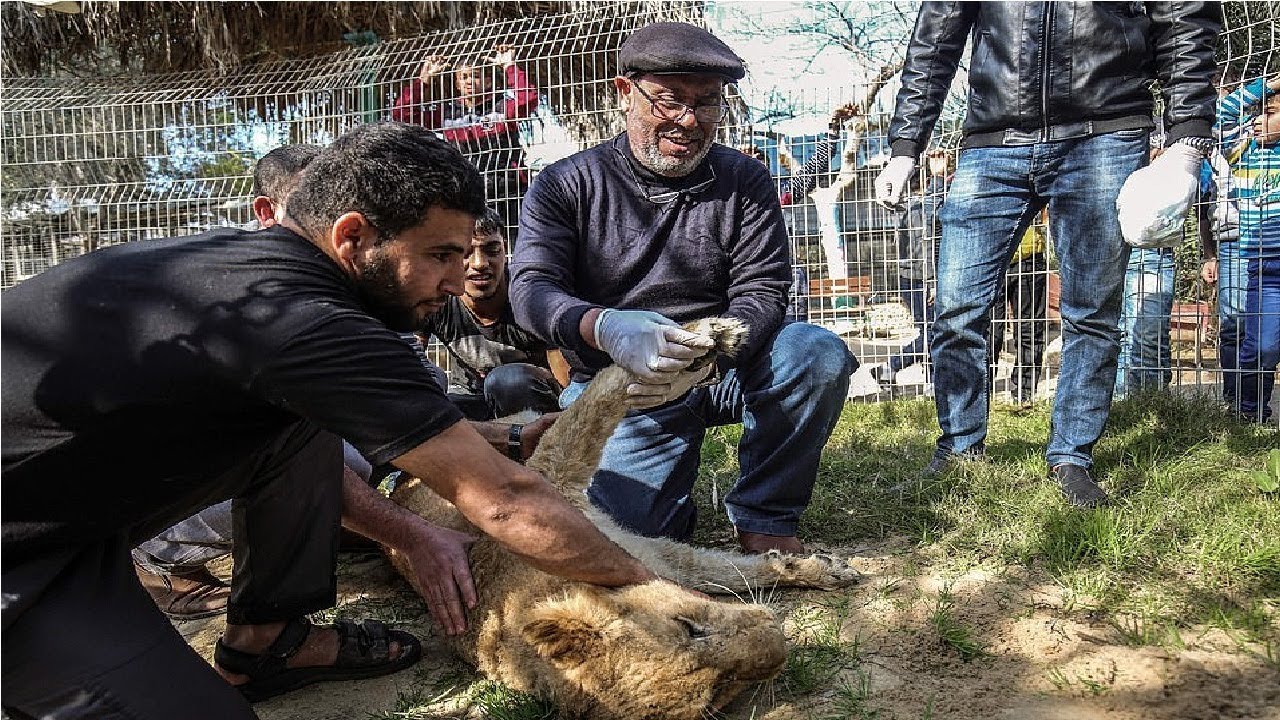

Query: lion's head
<box><xmin>520</xmin><ymin>580</ymin><xmax>786</xmax><ymax>719</ymax></box>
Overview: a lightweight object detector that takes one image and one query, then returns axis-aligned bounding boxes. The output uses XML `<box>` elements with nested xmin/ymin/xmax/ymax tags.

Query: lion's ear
<box><xmin>522</xmin><ymin>604</ymin><xmax>606</xmax><ymax>668</ymax></box>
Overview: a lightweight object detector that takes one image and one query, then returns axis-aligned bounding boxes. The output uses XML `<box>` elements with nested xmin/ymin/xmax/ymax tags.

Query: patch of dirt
<box><xmin>180</xmin><ymin>541</ymin><xmax>1280</xmax><ymax>720</ymax></box>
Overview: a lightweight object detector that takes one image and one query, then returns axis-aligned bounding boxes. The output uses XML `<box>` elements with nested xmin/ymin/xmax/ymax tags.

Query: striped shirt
<box><xmin>1218</xmin><ymin>78</ymin><xmax>1280</xmax><ymax>258</ymax></box>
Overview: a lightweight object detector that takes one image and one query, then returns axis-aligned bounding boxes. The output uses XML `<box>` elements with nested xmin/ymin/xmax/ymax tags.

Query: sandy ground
<box><xmin>177</xmin><ymin>540</ymin><xmax>1280</xmax><ymax>720</ymax></box>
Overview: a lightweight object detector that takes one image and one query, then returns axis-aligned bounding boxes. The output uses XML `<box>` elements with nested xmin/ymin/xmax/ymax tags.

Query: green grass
<box><xmin>696</xmin><ymin>390</ymin><xmax>1280</xmax><ymax>647</ymax></box>
<box><xmin>368</xmin><ymin>391</ymin><xmax>1277</xmax><ymax>719</ymax></box>
<box><xmin>824</xmin><ymin>669</ymin><xmax>880</xmax><ymax>720</ymax></box>
<box><xmin>468</xmin><ymin>681</ymin><xmax>558</xmax><ymax>720</ymax></box>
<box><xmin>780</xmin><ymin>601</ymin><xmax>862</xmax><ymax>694</ymax></box>
<box><xmin>929</xmin><ymin>583</ymin><xmax>989</xmax><ymax>661</ymax></box>
<box><xmin>365</xmin><ymin>671</ymin><xmax>556</xmax><ymax>720</ymax></box>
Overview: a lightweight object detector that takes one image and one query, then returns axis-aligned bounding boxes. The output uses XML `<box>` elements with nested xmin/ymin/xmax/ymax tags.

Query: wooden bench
<box><xmin>807</xmin><ymin>275</ymin><xmax>873</xmax><ymax>308</ymax></box>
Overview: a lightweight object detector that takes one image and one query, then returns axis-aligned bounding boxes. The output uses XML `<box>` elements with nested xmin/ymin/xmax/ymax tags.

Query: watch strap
<box><xmin>507</xmin><ymin>423</ymin><xmax>524</xmax><ymax>461</ymax></box>
<box><xmin>1175</xmin><ymin>136</ymin><xmax>1214</xmax><ymax>157</ymax></box>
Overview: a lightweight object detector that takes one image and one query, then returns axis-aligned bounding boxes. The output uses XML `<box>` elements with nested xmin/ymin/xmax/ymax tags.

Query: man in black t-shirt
<box><xmin>132</xmin><ymin>143</ymin><xmax>455</xmax><ymax>622</ymax></box>
<box><xmin>418</xmin><ymin>207</ymin><xmax>562</xmax><ymax>420</ymax></box>
<box><xmin>2</xmin><ymin>123</ymin><xmax>659</xmax><ymax>720</ymax></box>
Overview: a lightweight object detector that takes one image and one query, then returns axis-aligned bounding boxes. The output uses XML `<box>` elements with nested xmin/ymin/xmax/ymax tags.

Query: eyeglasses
<box><xmin>630</xmin><ymin>82</ymin><xmax>729</xmax><ymax>124</ymax></box>
<box><xmin>615</xmin><ymin>145</ymin><xmax>719</xmax><ymax>204</ymax></box>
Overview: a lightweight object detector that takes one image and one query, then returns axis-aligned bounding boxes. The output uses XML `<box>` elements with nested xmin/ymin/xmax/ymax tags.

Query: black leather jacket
<box><xmin>888</xmin><ymin>1</ymin><xmax>1221</xmax><ymax>157</ymax></box>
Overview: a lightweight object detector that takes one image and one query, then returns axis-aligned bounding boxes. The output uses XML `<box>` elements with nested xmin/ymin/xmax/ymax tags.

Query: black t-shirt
<box><xmin>1</xmin><ymin>226</ymin><xmax>462</xmax><ymax>561</ymax></box>
<box><xmin>420</xmin><ymin>294</ymin><xmax>550</xmax><ymax>395</ymax></box>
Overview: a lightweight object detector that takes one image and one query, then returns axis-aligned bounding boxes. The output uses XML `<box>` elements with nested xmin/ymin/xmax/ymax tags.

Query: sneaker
<box><xmin>135</xmin><ymin>562</ymin><xmax>231</xmax><ymax>620</ymax></box>
<box><xmin>1051</xmin><ymin>463</ymin><xmax>1110</xmax><ymax>508</ymax></box>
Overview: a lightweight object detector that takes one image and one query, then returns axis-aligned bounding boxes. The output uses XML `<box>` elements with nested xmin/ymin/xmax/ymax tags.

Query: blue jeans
<box><xmin>931</xmin><ymin>130</ymin><xmax>1146</xmax><ymax>468</ymax></box>
<box><xmin>889</xmin><ymin>278</ymin><xmax>933</xmax><ymax>373</ymax></box>
<box><xmin>562</xmin><ymin>322</ymin><xmax>855</xmax><ymax>540</ymax></box>
<box><xmin>1217</xmin><ymin>241</ymin><xmax>1249</xmax><ymax>405</ymax></box>
<box><xmin>450</xmin><ymin>362</ymin><xmax>565</xmax><ymax>420</ymax></box>
<box><xmin>1236</xmin><ymin>257</ymin><xmax>1280</xmax><ymax>421</ymax></box>
<box><xmin>1115</xmin><ymin>247</ymin><xmax>1175</xmax><ymax>396</ymax></box>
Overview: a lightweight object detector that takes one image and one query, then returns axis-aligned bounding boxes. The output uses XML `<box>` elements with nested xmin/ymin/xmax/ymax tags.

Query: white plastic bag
<box><xmin>1115</xmin><ymin>144</ymin><xmax>1200</xmax><ymax>249</ymax></box>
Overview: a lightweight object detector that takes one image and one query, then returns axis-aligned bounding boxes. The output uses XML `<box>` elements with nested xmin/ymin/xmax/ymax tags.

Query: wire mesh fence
<box><xmin>1</xmin><ymin>0</ymin><xmax>1276</xmax><ymax>422</ymax></box>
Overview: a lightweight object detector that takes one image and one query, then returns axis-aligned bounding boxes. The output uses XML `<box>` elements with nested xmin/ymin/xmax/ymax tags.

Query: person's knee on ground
<box><xmin>484</xmin><ymin>362</ymin><xmax>563</xmax><ymax>418</ymax></box>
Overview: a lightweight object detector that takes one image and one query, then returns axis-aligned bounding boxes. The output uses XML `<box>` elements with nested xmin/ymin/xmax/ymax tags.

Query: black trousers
<box><xmin>2</xmin><ymin>421</ymin><xmax>343</xmax><ymax>720</ymax></box>
<box><xmin>990</xmin><ymin>254</ymin><xmax>1050</xmax><ymax>404</ymax></box>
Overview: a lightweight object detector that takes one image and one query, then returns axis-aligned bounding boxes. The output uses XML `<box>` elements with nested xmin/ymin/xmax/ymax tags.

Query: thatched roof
<box><xmin>1</xmin><ymin>1</ymin><xmax>605</xmax><ymax>76</ymax></box>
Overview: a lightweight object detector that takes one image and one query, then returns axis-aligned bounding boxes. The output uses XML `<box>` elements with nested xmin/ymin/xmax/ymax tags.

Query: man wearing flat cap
<box><xmin>510</xmin><ymin>22</ymin><xmax>856</xmax><ymax>554</ymax></box>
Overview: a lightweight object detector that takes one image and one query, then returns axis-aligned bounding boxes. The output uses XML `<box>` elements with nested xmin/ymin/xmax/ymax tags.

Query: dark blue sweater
<box><xmin>510</xmin><ymin>134</ymin><xmax>791</xmax><ymax>380</ymax></box>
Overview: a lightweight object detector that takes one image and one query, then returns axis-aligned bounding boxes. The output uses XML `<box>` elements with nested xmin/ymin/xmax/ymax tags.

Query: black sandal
<box><xmin>215</xmin><ymin>616</ymin><xmax>422</xmax><ymax>702</ymax></box>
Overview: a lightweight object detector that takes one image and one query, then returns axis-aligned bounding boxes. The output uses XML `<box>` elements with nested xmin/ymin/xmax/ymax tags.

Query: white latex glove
<box><xmin>874</xmin><ymin>156</ymin><xmax>916</xmax><ymax>210</ymax></box>
<box><xmin>594</xmin><ymin>309</ymin><xmax>715</xmax><ymax>384</ymax></box>
<box><xmin>1116</xmin><ymin>143</ymin><xmax>1202</xmax><ymax>249</ymax></box>
<box><xmin>622</xmin><ymin>361</ymin><xmax>715</xmax><ymax>410</ymax></box>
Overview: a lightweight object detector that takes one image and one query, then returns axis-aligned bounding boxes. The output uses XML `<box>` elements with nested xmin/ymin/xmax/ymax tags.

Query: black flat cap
<box><xmin>619</xmin><ymin>21</ymin><xmax>746</xmax><ymax>81</ymax></box>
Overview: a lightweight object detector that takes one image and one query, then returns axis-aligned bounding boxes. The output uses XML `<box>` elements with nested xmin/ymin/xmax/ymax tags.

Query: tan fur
<box><xmin>388</xmin><ymin>318</ymin><xmax>860</xmax><ymax>719</ymax></box>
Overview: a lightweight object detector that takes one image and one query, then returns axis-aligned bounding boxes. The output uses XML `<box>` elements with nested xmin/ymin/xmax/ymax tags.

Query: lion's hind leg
<box><xmin>620</xmin><ymin>531</ymin><xmax>861</xmax><ymax>595</ymax></box>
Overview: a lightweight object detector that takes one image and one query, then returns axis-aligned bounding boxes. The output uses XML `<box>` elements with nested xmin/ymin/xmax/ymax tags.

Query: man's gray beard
<box><xmin>637</xmin><ymin>135</ymin><xmax>713</xmax><ymax>177</ymax></box>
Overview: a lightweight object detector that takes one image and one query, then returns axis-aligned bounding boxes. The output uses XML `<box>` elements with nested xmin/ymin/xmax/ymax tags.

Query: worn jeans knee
<box><xmin>569</xmin><ymin>321</ymin><xmax>855</xmax><ymax>539</ymax></box>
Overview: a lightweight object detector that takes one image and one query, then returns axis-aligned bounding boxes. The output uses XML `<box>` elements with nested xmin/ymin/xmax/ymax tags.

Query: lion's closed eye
<box><xmin>675</xmin><ymin>616</ymin><xmax>711</xmax><ymax>640</ymax></box>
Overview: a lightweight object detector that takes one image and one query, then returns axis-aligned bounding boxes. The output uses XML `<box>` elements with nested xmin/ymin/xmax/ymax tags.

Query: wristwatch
<box><xmin>1175</xmin><ymin>136</ymin><xmax>1215</xmax><ymax>157</ymax></box>
<box><xmin>507</xmin><ymin>423</ymin><xmax>524</xmax><ymax>461</ymax></box>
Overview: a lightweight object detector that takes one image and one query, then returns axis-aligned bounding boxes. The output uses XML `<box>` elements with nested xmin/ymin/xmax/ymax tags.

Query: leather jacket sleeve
<box><xmin>1148</xmin><ymin>2</ymin><xmax>1223</xmax><ymax>143</ymax></box>
<box><xmin>888</xmin><ymin>1</ymin><xmax>978</xmax><ymax>159</ymax></box>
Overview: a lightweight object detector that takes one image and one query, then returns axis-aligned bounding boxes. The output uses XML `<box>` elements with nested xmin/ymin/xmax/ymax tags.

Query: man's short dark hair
<box><xmin>251</xmin><ymin>144</ymin><xmax>322</xmax><ymax>201</ymax></box>
<box><xmin>287</xmin><ymin>122</ymin><xmax>487</xmax><ymax>240</ymax></box>
<box><xmin>474</xmin><ymin>207</ymin><xmax>505</xmax><ymax>238</ymax></box>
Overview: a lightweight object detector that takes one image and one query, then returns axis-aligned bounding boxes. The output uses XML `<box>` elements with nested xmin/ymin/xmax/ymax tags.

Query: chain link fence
<box><xmin>1</xmin><ymin>0</ymin><xmax>1275</xmax><ymax>420</ymax></box>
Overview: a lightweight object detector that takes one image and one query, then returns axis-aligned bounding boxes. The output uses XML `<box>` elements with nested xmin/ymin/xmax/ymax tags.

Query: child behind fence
<box><xmin>1218</xmin><ymin>75</ymin><xmax>1280</xmax><ymax>422</ymax></box>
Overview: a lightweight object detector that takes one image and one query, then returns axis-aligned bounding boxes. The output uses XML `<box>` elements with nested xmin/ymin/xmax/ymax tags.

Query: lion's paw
<box><xmin>766</xmin><ymin>552</ymin><xmax>861</xmax><ymax>590</ymax></box>
<box><xmin>683</xmin><ymin>317</ymin><xmax>747</xmax><ymax>357</ymax></box>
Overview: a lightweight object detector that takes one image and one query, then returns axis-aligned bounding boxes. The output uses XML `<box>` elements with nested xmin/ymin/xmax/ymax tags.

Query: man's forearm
<box><xmin>340</xmin><ymin>465</ymin><xmax>425</xmax><ymax>548</ymax></box>
<box><xmin>458</xmin><ymin>466</ymin><xmax>658</xmax><ymax>587</ymax></box>
<box><xmin>394</xmin><ymin>421</ymin><xmax>656</xmax><ymax>587</ymax></box>
<box><xmin>470</xmin><ymin>421</ymin><xmax>513</xmax><ymax>456</ymax></box>
<box><xmin>579</xmin><ymin>307</ymin><xmax>603</xmax><ymax>349</ymax></box>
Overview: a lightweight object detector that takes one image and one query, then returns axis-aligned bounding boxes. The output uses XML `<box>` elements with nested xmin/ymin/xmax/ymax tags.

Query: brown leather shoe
<box><xmin>135</xmin><ymin>562</ymin><xmax>231</xmax><ymax>620</ymax></box>
<box><xmin>735</xmin><ymin>529</ymin><xmax>805</xmax><ymax>555</ymax></box>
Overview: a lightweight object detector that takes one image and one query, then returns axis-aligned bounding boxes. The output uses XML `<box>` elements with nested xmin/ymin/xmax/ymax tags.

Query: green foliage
<box><xmin>1252</xmin><ymin>448</ymin><xmax>1280</xmax><ymax>493</ymax></box>
<box><xmin>825</xmin><ymin>670</ymin><xmax>880</xmax><ymax>720</ymax></box>
<box><xmin>780</xmin><ymin>602</ymin><xmax>862</xmax><ymax>695</ymax></box>
<box><xmin>195</xmin><ymin>150</ymin><xmax>254</xmax><ymax>194</ymax></box>
<box><xmin>469</xmin><ymin>681</ymin><xmax>558</xmax><ymax>720</ymax></box>
<box><xmin>929</xmin><ymin>583</ymin><xmax>988</xmax><ymax>661</ymax></box>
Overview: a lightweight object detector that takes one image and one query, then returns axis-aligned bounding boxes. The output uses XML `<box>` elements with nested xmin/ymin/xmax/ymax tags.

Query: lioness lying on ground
<box><xmin>388</xmin><ymin>318</ymin><xmax>860</xmax><ymax>719</ymax></box>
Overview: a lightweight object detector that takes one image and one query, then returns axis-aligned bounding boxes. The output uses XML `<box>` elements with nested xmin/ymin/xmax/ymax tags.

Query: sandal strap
<box><xmin>265</xmin><ymin>616</ymin><xmax>313</xmax><ymax>659</ymax></box>
<box><xmin>334</xmin><ymin>618</ymin><xmax>395</xmax><ymax>667</ymax></box>
<box><xmin>215</xmin><ymin>616</ymin><xmax>312</xmax><ymax>679</ymax></box>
